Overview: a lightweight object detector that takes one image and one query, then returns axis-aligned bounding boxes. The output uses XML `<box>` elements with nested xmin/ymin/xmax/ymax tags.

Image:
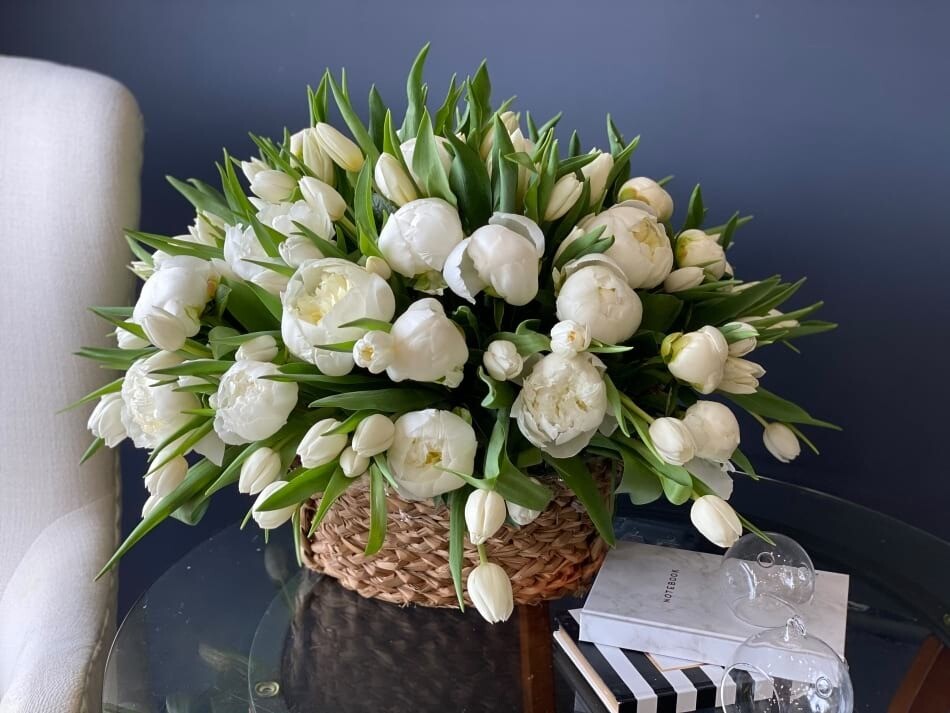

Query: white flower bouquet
<box><xmin>76</xmin><ymin>46</ymin><xmax>837</xmax><ymax>622</ymax></box>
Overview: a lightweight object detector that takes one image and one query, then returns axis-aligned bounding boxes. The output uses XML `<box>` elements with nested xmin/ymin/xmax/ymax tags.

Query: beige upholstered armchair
<box><xmin>0</xmin><ymin>56</ymin><xmax>142</xmax><ymax>713</ymax></box>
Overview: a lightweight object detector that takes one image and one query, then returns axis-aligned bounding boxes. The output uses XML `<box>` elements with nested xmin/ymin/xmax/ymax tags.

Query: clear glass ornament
<box><xmin>720</xmin><ymin>616</ymin><xmax>853</xmax><ymax>713</ymax></box>
<box><xmin>720</xmin><ymin>532</ymin><xmax>816</xmax><ymax>628</ymax></box>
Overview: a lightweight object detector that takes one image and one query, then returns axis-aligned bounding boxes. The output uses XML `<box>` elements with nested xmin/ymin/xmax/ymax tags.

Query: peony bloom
<box><xmin>297</xmin><ymin>418</ymin><xmax>348</xmax><ymax>468</ymax></box>
<box><xmin>549</xmin><ymin>319</ymin><xmax>591</xmax><ymax>355</ymax></box>
<box><xmin>555</xmin><ymin>256</ymin><xmax>642</xmax><ymax>344</ymax></box>
<box><xmin>87</xmin><ymin>392</ymin><xmax>127</xmax><ymax>447</ymax></box>
<box><xmin>675</xmin><ymin>229</ymin><xmax>726</xmax><ymax>279</ymax></box>
<box><xmin>386</xmin><ymin>299</ymin><xmax>468</xmax><ymax>387</ymax></box>
<box><xmin>290</xmin><ymin>127</ymin><xmax>336</xmax><ymax>184</ymax></box>
<box><xmin>582</xmin><ymin>151</ymin><xmax>615</xmax><ymax>204</ymax></box>
<box><xmin>251</xmin><ymin>481</ymin><xmax>297</xmax><ymax>529</ymax></box>
<box><xmin>387</xmin><ymin>409</ymin><xmax>476</xmax><ymax>500</ymax></box>
<box><xmin>649</xmin><ymin>417</ymin><xmax>697</xmax><ymax>466</ymax></box>
<box><xmin>351</xmin><ymin>414</ymin><xmax>395</xmax><ymax>457</ymax></box>
<box><xmin>374</xmin><ymin>153</ymin><xmax>418</xmax><ymax>207</ymax></box>
<box><xmin>690</xmin><ymin>494</ymin><xmax>742</xmax><ymax>548</ymax></box>
<box><xmin>377</xmin><ymin>198</ymin><xmax>465</xmax><ymax>278</ymax></box>
<box><xmin>618</xmin><ymin>177</ymin><xmax>674</xmax><ymax>222</ymax></box>
<box><xmin>443</xmin><ymin>213</ymin><xmax>545</xmax><ymax>306</ymax></box>
<box><xmin>235</xmin><ymin>334</ymin><xmax>279</xmax><ymax>363</ymax></box>
<box><xmin>512</xmin><ymin>351</ymin><xmax>608</xmax><ymax>458</ymax></box>
<box><xmin>281</xmin><ymin>258</ymin><xmax>396</xmax><ymax>376</ymax></box>
<box><xmin>682</xmin><ymin>400</ymin><xmax>741</xmax><ymax>463</ymax></box>
<box><xmin>718</xmin><ymin>357</ymin><xmax>765</xmax><ymax>394</ymax></box>
<box><xmin>238</xmin><ymin>447</ymin><xmax>282</xmax><ymax>495</ymax></box>
<box><xmin>483</xmin><ymin>340</ymin><xmax>524</xmax><ymax>382</ymax></box>
<box><xmin>661</xmin><ymin>326</ymin><xmax>729</xmax><ymax>394</ymax></box>
<box><xmin>224</xmin><ymin>224</ymin><xmax>289</xmax><ymax>295</ymax></box>
<box><xmin>314</xmin><ymin>122</ymin><xmax>364</xmax><ymax>172</ymax></box>
<box><xmin>664</xmin><ymin>266</ymin><xmax>705</xmax><ymax>293</ymax></box>
<box><xmin>210</xmin><ymin>360</ymin><xmax>299</xmax><ymax>445</ymax></box>
<box><xmin>465</xmin><ymin>490</ymin><xmax>507</xmax><ymax>545</ymax></box>
<box><xmin>763</xmin><ymin>423</ymin><xmax>801</xmax><ymax>463</ymax></box>
<box><xmin>121</xmin><ymin>352</ymin><xmax>201</xmax><ymax>451</ymax></box>
<box><xmin>467</xmin><ymin>562</ymin><xmax>514</xmax><ymax>623</ymax></box>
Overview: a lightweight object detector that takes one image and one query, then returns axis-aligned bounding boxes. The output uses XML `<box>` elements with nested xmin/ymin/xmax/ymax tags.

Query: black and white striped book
<box><xmin>554</xmin><ymin>611</ymin><xmax>773</xmax><ymax>713</ymax></box>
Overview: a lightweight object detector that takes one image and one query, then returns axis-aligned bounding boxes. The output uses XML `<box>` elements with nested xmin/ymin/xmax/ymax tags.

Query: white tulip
<box><xmin>290</xmin><ymin>127</ymin><xmax>336</xmax><ymax>184</ymax></box>
<box><xmin>400</xmin><ymin>136</ymin><xmax>453</xmax><ymax>186</ymax></box>
<box><xmin>648</xmin><ymin>417</ymin><xmax>697</xmax><ymax>466</ymax></box>
<box><xmin>690</xmin><ymin>494</ymin><xmax>742</xmax><ymax>548</ymax></box>
<box><xmin>297</xmin><ymin>418</ymin><xmax>348</xmax><ymax>468</ymax></box>
<box><xmin>374</xmin><ymin>153</ymin><xmax>418</xmax><ymax>206</ymax></box>
<box><xmin>763</xmin><ymin>423</ymin><xmax>801</xmax><ymax>463</ymax></box>
<box><xmin>661</xmin><ymin>326</ymin><xmax>729</xmax><ymax>394</ymax></box>
<box><xmin>512</xmin><ymin>352</ymin><xmax>607</xmax><ymax>458</ymax></box>
<box><xmin>251</xmin><ymin>480</ymin><xmax>297</xmax><ymax>530</ymax></box>
<box><xmin>131</xmin><ymin>254</ymin><xmax>217</xmax><ymax>349</ymax></box>
<box><xmin>664</xmin><ymin>266</ymin><xmax>705</xmax><ymax>293</ymax></box>
<box><xmin>88</xmin><ymin>392</ymin><xmax>127</xmax><ymax>447</ymax></box>
<box><xmin>675</xmin><ymin>229</ymin><xmax>726</xmax><ymax>279</ymax></box>
<box><xmin>465</xmin><ymin>490</ymin><xmax>507</xmax><ymax>545</ymax></box>
<box><xmin>210</xmin><ymin>360</ymin><xmax>299</xmax><ymax>445</ymax></box>
<box><xmin>550</xmin><ymin>319</ymin><xmax>591</xmax><ymax>355</ymax></box>
<box><xmin>144</xmin><ymin>455</ymin><xmax>188</xmax><ymax>498</ymax></box>
<box><xmin>274</xmin><ymin>236</ymin><xmax>319</xmax><ymax>270</ymax></box>
<box><xmin>340</xmin><ymin>447</ymin><xmax>369</xmax><ymax>478</ymax></box>
<box><xmin>618</xmin><ymin>177</ymin><xmax>674</xmax><ymax>222</ymax></box>
<box><xmin>582</xmin><ymin>151</ymin><xmax>614</xmax><ymax>203</ymax></box>
<box><xmin>223</xmin><ymin>224</ymin><xmax>289</xmax><ymax>295</ymax></box>
<box><xmin>364</xmin><ymin>256</ymin><xmax>392</xmax><ymax>280</ymax></box>
<box><xmin>387</xmin><ymin>409</ymin><xmax>476</xmax><ymax>500</ymax></box>
<box><xmin>377</xmin><ymin>198</ymin><xmax>465</xmax><ymax>278</ymax></box>
<box><xmin>544</xmin><ymin>174</ymin><xmax>584</xmax><ymax>220</ymax></box>
<box><xmin>246</xmin><ymin>167</ymin><xmax>296</xmax><ymax>203</ymax></box>
<box><xmin>178</xmin><ymin>212</ymin><xmax>221</xmax><ymax>247</ymax></box>
<box><xmin>352</xmin><ymin>330</ymin><xmax>394</xmax><ymax>374</ymax></box>
<box><xmin>121</xmin><ymin>352</ymin><xmax>201</xmax><ymax>450</ymax></box>
<box><xmin>467</xmin><ymin>562</ymin><xmax>514</xmax><ymax>623</ymax></box>
<box><xmin>141</xmin><ymin>494</ymin><xmax>162</xmax><ymax>520</ymax></box>
<box><xmin>555</xmin><ymin>258</ymin><xmax>642</xmax><ymax>344</ymax></box>
<box><xmin>479</xmin><ymin>110</ymin><xmax>521</xmax><ymax>158</ymax></box>
<box><xmin>240</xmin><ymin>157</ymin><xmax>268</xmax><ymax>183</ymax></box>
<box><xmin>443</xmin><ymin>213</ymin><xmax>544</xmax><ymax>306</ymax></box>
<box><xmin>724</xmin><ymin>322</ymin><xmax>758</xmax><ymax>357</ymax></box>
<box><xmin>281</xmin><ymin>258</ymin><xmax>396</xmax><ymax>376</ymax></box>
<box><xmin>116</xmin><ymin>327</ymin><xmax>148</xmax><ymax>349</ymax></box>
<box><xmin>572</xmin><ymin>201</ymin><xmax>673</xmax><ymax>289</ymax></box>
<box><xmin>718</xmin><ymin>357</ymin><xmax>765</xmax><ymax>394</ymax></box>
<box><xmin>235</xmin><ymin>334</ymin><xmax>279</xmax><ymax>362</ymax></box>
<box><xmin>682</xmin><ymin>400</ymin><xmax>741</xmax><ymax>463</ymax></box>
<box><xmin>765</xmin><ymin>309</ymin><xmax>800</xmax><ymax>329</ymax></box>
<box><xmin>140</xmin><ymin>308</ymin><xmax>187</xmax><ymax>352</ymax></box>
<box><xmin>386</xmin><ymin>299</ymin><xmax>468</xmax><ymax>387</ymax></box>
<box><xmin>255</xmin><ymin>196</ymin><xmax>335</xmax><ymax>241</ymax></box>
<box><xmin>351</xmin><ymin>414</ymin><xmax>395</xmax><ymax>457</ymax></box>
<box><xmin>507</xmin><ymin>497</ymin><xmax>541</xmax><ymax>526</ymax></box>
<box><xmin>298</xmin><ymin>176</ymin><xmax>347</xmax><ymax>221</ymax></box>
<box><xmin>483</xmin><ymin>340</ymin><xmax>523</xmax><ymax>382</ymax></box>
<box><xmin>314</xmin><ymin>122</ymin><xmax>364</xmax><ymax>172</ymax></box>
<box><xmin>238</xmin><ymin>447</ymin><xmax>282</xmax><ymax>494</ymax></box>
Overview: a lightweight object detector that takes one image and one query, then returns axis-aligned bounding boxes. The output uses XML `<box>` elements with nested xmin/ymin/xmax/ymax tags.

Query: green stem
<box><xmin>620</xmin><ymin>393</ymin><xmax>655</xmax><ymax>424</ymax></box>
<box><xmin>180</xmin><ymin>340</ymin><xmax>212</xmax><ymax>358</ymax></box>
<box><xmin>748</xmin><ymin>411</ymin><xmax>769</xmax><ymax>428</ymax></box>
<box><xmin>338</xmin><ymin>214</ymin><xmax>358</xmax><ymax>237</ymax></box>
<box><xmin>477</xmin><ymin>543</ymin><xmax>488</xmax><ymax>565</ymax></box>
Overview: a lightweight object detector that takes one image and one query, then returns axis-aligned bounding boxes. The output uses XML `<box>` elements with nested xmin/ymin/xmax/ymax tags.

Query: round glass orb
<box><xmin>720</xmin><ymin>532</ymin><xmax>816</xmax><ymax>628</ymax></box>
<box><xmin>720</xmin><ymin>616</ymin><xmax>853</xmax><ymax>713</ymax></box>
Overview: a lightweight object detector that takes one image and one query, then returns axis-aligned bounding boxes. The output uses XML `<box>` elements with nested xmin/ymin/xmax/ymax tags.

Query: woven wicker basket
<box><xmin>299</xmin><ymin>460</ymin><xmax>614</xmax><ymax>608</ymax></box>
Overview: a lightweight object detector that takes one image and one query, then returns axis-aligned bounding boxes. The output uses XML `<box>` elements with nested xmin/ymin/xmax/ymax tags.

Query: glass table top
<box><xmin>102</xmin><ymin>477</ymin><xmax>950</xmax><ymax>713</ymax></box>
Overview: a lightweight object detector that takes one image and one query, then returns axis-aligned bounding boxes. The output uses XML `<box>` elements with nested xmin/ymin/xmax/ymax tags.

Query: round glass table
<box><xmin>102</xmin><ymin>477</ymin><xmax>950</xmax><ymax>713</ymax></box>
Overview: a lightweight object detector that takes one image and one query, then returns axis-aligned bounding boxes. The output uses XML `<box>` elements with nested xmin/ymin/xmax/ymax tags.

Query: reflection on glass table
<box><xmin>102</xmin><ymin>477</ymin><xmax>950</xmax><ymax>713</ymax></box>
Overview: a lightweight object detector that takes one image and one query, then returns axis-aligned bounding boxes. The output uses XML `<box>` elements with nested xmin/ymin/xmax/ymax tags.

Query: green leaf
<box><xmin>616</xmin><ymin>449</ymin><xmax>663</xmax><ymax>505</ymax></box>
<box><xmin>477</xmin><ymin>367</ymin><xmax>515</xmax><ymax>409</ymax></box>
<box><xmin>447</xmin><ymin>133</ymin><xmax>492</xmax><ymax>232</ymax></box>
<box><xmin>308</xmin><ymin>76</ymin><xmax>329</xmax><ymax>125</ymax></box>
<box><xmin>491</xmin><ymin>324</ymin><xmax>551</xmax><ymax>357</ymax></box>
<box><xmin>716</xmin><ymin>212</ymin><xmax>740</xmax><ymax>250</ymax></box>
<box><xmin>448</xmin><ymin>488</ymin><xmax>467</xmax><ymax>610</ymax></box>
<box><xmin>603</xmin><ymin>377</ymin><xmax>630</xmax><ymax>438</ymax></box>
<box><xmin>149</xmin><ymin>359</ymin><xmax>232</xmax><ymax>377</ymax></box>
<box><xmin>681</xmin><ymin>184</ymin><xmax>706</xmax><ymax>231</ymax></box>
<box><xmin>242</xmin><ymin>258</ymin><xmax>295</xmax><ymax>278</ymax></box>
<box><xmin>353</xmin><ymin>162</ymin><xmax>380</xmax><ymax>243</ymax></box>
<box><xmin>326</xmin><ymin>410</ymin><xmax>373</xmax><ymax>435</ymax></box>
<box><xmin>75</xmin><ymin>346</ymin><xmax>155</xmax><ymax>370</ymax></box>
<box><xmin>220</xmin><ymin>277</ymin><xmax>281</xmax><ymax>332</ymax></box>
<box><xmin>308</xmin><ymin>467</ymin><xmax>354</xmax><ymax>536</ymax></box>
<box><xmin>80</xmin><ymin>437</ymin><xmax>106</xmax><ymax>464</ymax></box>
<box><xmin>483</xmin><ymin>409</ymin><xmax>509</xmax><ymax>480</ymax></box>
<box><xmin>365</xmin><ymin>465</ymin><xmax>388</xmax><ymax>556</ymax></box>
<box><xmin>688</xmin><ymin>276</ymin><xmax>783</xmax><ymax>327</ymax></box>
<box><xmin>587</xmin><ymin>340</ymin><xmax>634</xmax><ymax>354</ymax></box>
<box><xmin>705</xmin><ymin>214</ymin><xmax>754</xmax><ymax>237</ymax></box>
<box><xmin>433</xmin><ymin>73</ymin><xmax>461</xmax><ymax>135</ymax></box>
<box><xmin>490</xmin><ymin>114</ymin><xmax>518</xmax><ymax>213</ymax></box>
<box><xmin>636</xmin><ymin>292</ymin><xmax>684</xmax><ymax>333</ymax></box>
<box><xmin>368</xmin><ymin>85</ymin><xmax>387</xmax><ymax>151</ymax></box>
<box><xmin>290</xmin><ymin>220</ymin><xmax>347</xmax><ymax>258</ymax></box>
<box><xmin>327</xmin><ymin>71</ymin><xmax>379</xmax><ymax>163</ymax></box>
<box><xmin>557</xmin><ymin>152</ymin><xmax>597</xmax><ymax>178</ymax></box>
<box><xmin>244</xmin><ymin>281</ymin><xmax>283</xmax><ymax>321</ymax></box>
<box><xmin>338</xmin><ymin>318</ymin><xmax>392</xmax><ymax>332</ymax></box>
<box><xmin>258</xmin><ymin>462</ymin><xmax>337</xmax><ymax>511</ymax></box>
<box><xmin>60</xmin><ymin>377</ymin><xmax>124</xmax><ymax>413</ymax></box>
<box><xmin>494</xmin><ymin>467</ymin><xmax>553</xmax><ymax>512</ymax></box>
<box><xmin>412</xmin><ymin>111</ymin><xmax>456</xmax><ymax>205</ymax></box>
<box><xmin>602</xmin><ymin>134</ymin><xmax>640</xmax><ymax>207</ymax></box>
<box><xmin>125</xmin><ymin>230</ymin><xmax>222</xmax><ymax>261</ymax></box>
<box><xmin>314</xmin><ymin>340</ymin><xmax>357</xmax><ymax>353</ymax></box>
<box><xmin>726</xmin><ymin>389</ymin><xmax>841</xmax><ymax>430</ymax></box>
<box><xmin>166</xmin><ymin>176</ymin><xmax>234</xmax><ymax>223</ymax></box>
<box><xmin>218</xmin><ymin>150</ymin><xmax>256</xmax><ymax>218</ymax></box>
<box><xmin>310</xmin><ymin>388</ymin><xmax>444</xmax><ymax>412</ymax></box>
<box><xmin>730</xmin><ymin>448</ymin><xmax>759</xmax><ymax>479</ymax></box>
<box><xmin>247</xmin><ymin>214</ymin><xmax>281</xmax><ymax>258</ymax></box>
<box><xmin>400</xmin><ymin>43</ymin><xmax>430</xmax><ymax>139</ymax></box>
<box><xmin>542</xmin><ymin>455</ymin><xmax>615</xmax><ymax>546</ymax></box>
<box><xmin>464</xmin><ymin>60</ymin><xmax>492</xmax><ymax>149</ymax></box>
<box><xmin>553</xmin><ymin>225</ymin><xmax>610</xmax><ymax>270</ymax></box>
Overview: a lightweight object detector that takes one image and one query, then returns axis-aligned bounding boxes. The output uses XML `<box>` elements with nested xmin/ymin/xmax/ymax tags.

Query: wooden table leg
<box><xmin>519</xmin><ymin>601</ymin><xmax>556</xmax><ymax>713</ymax></box>
<box><xmin>889</xmin><ymin>636</ymin><xmax>950</xmax><ymax>713</ymax></box>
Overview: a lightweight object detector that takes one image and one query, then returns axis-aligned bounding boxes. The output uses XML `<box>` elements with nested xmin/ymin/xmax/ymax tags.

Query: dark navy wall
<box><xmin>3</xmin><ymin>0</ymin><xmax>948</xmax><ymax>614</ymax></box>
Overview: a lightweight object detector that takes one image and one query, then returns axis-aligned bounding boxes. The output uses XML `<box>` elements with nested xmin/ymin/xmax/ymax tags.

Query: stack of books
<box><xmin>553</xmin><ymin>541</ymin><xmax>850</xmax><ymax>713</ymax></box>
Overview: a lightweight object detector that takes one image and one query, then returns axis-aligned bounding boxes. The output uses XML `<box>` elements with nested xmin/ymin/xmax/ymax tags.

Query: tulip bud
<box><xmin>661</xmin><ymin>326</ymin><xmax>729</xmax><ymax>394</ymax></box>
<box><xmin>581</xmin><ymin>151</ymin><xmax>614</xmax><ymax>203</ymax></box>
<box><xmin>401</xmin><ymin>137</ymin><xmax>453</xmax><ymax>185</ymax></box>
<box><xmin>465</xmin><ymin>490</ymin><xmax>507</xmax><ymax>545</ymax></box>
<box><xmin>352</xmin><ymin>330</ymin><xmax>395</xmax><ymax>374</ymax></box>
<box><xmin>467</xmin><ymin>562</ymin><xmax>514</xmax><ymax>623</ymax></box>
<box><xmin>544</xmin><ymin>174</ymin><xmax>583</xmax><ymax>221</ymax></box>
<box><xmin>144</xmin><ymin>455</ymin><xmax>188</xmax><ymax>498</ymax></box>
<box><xmin>247</xmin><ymin>167</ymin><xmax>296</xmax><ymax>203</ymax></box>
<box><xmin>87</xmin><ymin>393</ymin><xmax>127</xmax><ymax>447</ymax></box>
<box><xmin>374</xmin><ymin>153</ymin><xmax>418</xmax><ymax>207</ymax></box>
<box><xmin>618</xmin><ymin>177</ymin><xmax>674</xmax><ymax>222</ymax></box>
<box><xmin>364</xmin><ymin>256</ymin><xmax>392</xmax><ymax>280</ymax></box>
<box><xmin>236</xmin><ymin>334</ymin><xmax>279</xmax><ymax>363</ymax></box>
<box><xmin>290</xmin><ymin>127</ymin><xmax>335</xmax><ymax>183</ymax></box>
<box><xmin>140</xmin><ymin>308</ymin><xmax>187</xmax><ymax>352</ymax></box>
<box><xmin>506</xmin><ymin>482</ymin><xmax>542</xmax><ymax>525</ymax></box>
<box><xmin>763</xmin><ymin>423</ymin><xmax>801</xmax><ymax>463</ymax></box>
<box><xmin>239</xmin><ymin>447</ymin><xmax>282</xmax><ymax>494</ymax></box>
<box><xmin>479</xmin><ymin>110</ymin><xmax>521</xmax><ymax>158</ymax></box>
<box><xmin>314</xmin><ymin>122</ymin><xmax>364</xmax><ymax>172</ymax></box>
<box><xmin>299</xmin><ymin>176</ymin><xmax>347</xmax><ymax>221</ymax></box>
<box><xmin>297</xmin><ymin>418</ymin><xmax>348</xmax><ymax>468</ymax></box>
<box><xmin>277</xmin><ymin>234</ymin><xmax>324</xmax><ymax>269</ymax></box>
<box><xmin>690</xmin><ymin>494</ymin><xmax>742</xmax><ymax>548</ymax></box>
<box><xmin>675</xmin><ymin>229</ymin><xmax>726</xmax><ymax>279</ymax></box>
<box><xmin>141</xmin><ymin>494</ymin><xmax>161</xmax><ymax>520</ymax></box>
<box><xmin>340</xmin><ymin>446</ymin><xmax>369</xmax><ymax>478</ymax></box>
<box><xmin>664</xmin><ymin>266</ymin><xmax>705</xmax><ymax>293</ymax></box>
<box><xmin>648</xmin><ymin>417</ymin><xmax>697</xmax><ymax>466</ymax></box>
<box><xmin>241</xmin><ymin>157</ymin><xmax>268</xmax><ymax>183</ymax></box>
<box><xmin>682</xmin><ymin>400</ymin><xmax>741</xmax><ymax>463</ymax></box>
<box><xmin>352</xmin><ymin>414</ymin><xmax>396</xmax><ymax>457</ymax></box>
<box><xmin>549</xmin><ymin>320</ymin><xmax>591</xmax><ymax>355</ymax></box>
<box><xmin>718</xmin><ymin>357</ymin><xmax>765</xmax><ymax>394</ymax></box>
<box><xmin>483</xmin><ymin>340</ymin><xmax>524</xmax><ymax>382</ymax></box>
<box><xmin>724</xmin><ymin>322</ymin><xmax>757</xmax><ymax>357</ymax></box>
<box><xmin>251</xmin><ymin>480</ymin><xmax>297</xmax><ymax>530</ymax></box>
<box><xmin>766</xmin><ymin>309</ymin><xmax>800</xmax><ymax>329</ymax></box>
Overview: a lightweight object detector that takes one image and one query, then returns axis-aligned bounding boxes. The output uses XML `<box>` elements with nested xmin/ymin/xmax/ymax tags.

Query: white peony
<box><xmin>387</xmin><ymin>409</ymin><xmax>476</xmax><ymax>500</ymax></box>
<box><xmin>377</xmin><ymin>198</ymin><xmax>465</xmax><ymax>278</ymax></box>
<box><xmin>549</xmin><ymin>320</ymin><xmax>591</xmax><ymax>355</ymax></box>
<box><xmin>281</xmin><ymin>258</ymin><xmax>395</xmax><ymax>376</ymax></box>
<box><xmin>483</xmin><ymin>339</ymin><xmax>524</xmax><ymax>382</ymax></box>
<box><xmin>511</xmin><ymin>351</ymin><xmax>608</xmax><ymax>458</ymax></box>
<box><xmin>555</xmin><ymin>256</ymin><xmax>642</xmax><ymax>344</ymax></box>
<box><xmin>121</xmin><ymin>352</ymin><xmax>201</xmax><ymax>451</ymax></box>
<box><xmin>386</xmin><ymin>299</ymin><xmax>468</xmax><ymax>387</ymax></box>
<box><xmin>210</xmin><ymin>360</ymin><xmax>299</xmax><ymax>445</ymax></box>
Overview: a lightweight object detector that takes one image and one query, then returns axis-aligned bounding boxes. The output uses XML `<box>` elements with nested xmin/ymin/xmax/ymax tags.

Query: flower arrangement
<box><xmin>77</xmin><ymin>46</ymin><xmax>837</xmax><ymax>623</ymax></box>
